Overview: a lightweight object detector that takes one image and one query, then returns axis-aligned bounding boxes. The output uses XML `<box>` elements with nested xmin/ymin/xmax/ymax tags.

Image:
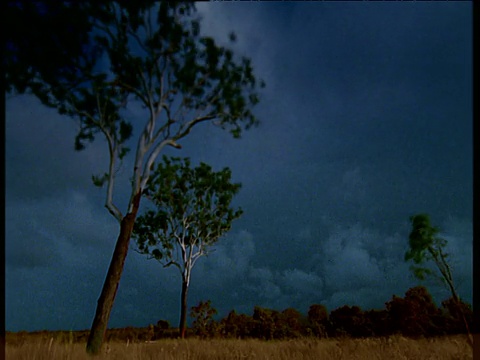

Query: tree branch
<box><xmin>69</xmin><ymin>98</ymin><xmax>123</xmax><ymax>222</ymax></box>
<box><xmin>138</xmin><ymin>138</ymin><xmax>182</xmax><ymax>192</ymax></box>
<box><xmin>174</xmin><ymin>114</ymin><xmax>217</xmax><ymax>141</ymax></box>
<box><xmin>164</xmin><ymin>260</ymin><xmax>182</xmax><ymax>272</ymax></box>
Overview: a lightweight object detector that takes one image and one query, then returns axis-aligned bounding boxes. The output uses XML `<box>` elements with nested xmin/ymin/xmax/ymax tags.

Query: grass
<box><xmin>4</xmin><ymin>334</ymin><xmax>473</xmax><ymax>360</ymax></box>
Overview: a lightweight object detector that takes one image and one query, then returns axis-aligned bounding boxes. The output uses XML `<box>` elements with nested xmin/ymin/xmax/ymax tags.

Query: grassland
<box><xmin>4</xmin><ymin>334</ymin><xmax>473</xmax><ymax>360</ymax></box>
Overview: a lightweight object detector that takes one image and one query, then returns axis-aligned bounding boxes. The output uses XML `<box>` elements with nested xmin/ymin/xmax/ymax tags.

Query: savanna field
<box><xmin>5</xmin><ymin>287</ymin><xmax>476</xmax><ymax>359</ymax></box>
<box><xmin>5</xmin><ymin>332</ymin><xmax>474</xmax><ymax>360</ymax></box>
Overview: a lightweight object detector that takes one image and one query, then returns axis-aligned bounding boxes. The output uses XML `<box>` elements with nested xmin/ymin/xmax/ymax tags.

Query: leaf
<box><xmin>118</xmin><ymin>147</ymin><xmax>130</xmax><ymax>160</ymax></box>
<box><xmin>118</xmin><ymin>120</ymin><xmax>133</xmax><ymax>142</ymax></box>
<box><xmin>152</xmin><ymin>249</ymin><xmax>163</xmax><ymax>260</ymax></box>
<box><xmin>91</xmin><ymin>173</ymin><xmax>109</xmax><ymax>187</ymax></box>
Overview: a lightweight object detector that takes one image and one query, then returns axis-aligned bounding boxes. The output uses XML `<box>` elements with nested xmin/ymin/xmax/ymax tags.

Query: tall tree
<box><xmin>133</xmin><ymin>156</ymin><xmax>243</xmax><ymax>338</ymax></box>
<box><xmin>6</xmin><ymin>1</ymin><xmax>264</xmax><ymax>354</ymax></box>
<box><xmin>405</xmin><ymin>214</ymin><xmax>473</xmax><ymax>346</ymax></box>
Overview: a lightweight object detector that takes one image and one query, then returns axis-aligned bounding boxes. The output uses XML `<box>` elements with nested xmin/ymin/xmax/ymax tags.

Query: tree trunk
<box><xmin>179</xmin><ymin>280</ymin><xmax>189</xmax><ymax>339</ymax></box>
<box><xmin>452</xmin><ymin>294</ymin><xmax>474</xmax><ymax>348</ymax></box>
<box><xmin>86</xmin><ymin>193</ymin><xmax>141</xmax><ymax>355</ymax></box>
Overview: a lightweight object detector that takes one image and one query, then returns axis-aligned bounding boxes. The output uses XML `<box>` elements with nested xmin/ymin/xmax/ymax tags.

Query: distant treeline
<box><xmin>6</xmin><ymin>285</ymin><xmax>473</xmax><ymax>345</ymax></box>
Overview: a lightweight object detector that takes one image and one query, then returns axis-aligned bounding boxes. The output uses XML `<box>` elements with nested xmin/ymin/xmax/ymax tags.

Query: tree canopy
<box><xmin>134</xmin><ymin>155</ymin><xmax>243</xmax><ymax>265</ymax></box>
<box><xmin>133</xmin><ymin>155</ymin><xmax>243</xmax><ymax>338</ymax></box>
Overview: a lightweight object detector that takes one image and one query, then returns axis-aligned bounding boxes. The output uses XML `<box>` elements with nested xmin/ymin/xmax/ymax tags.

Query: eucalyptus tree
<box><xmin>133</xmin><ymin>156</ymin><xmax>243</xmax><ymax>338</ymax></box>
<box><xmin>405</xmin><ymin>213</ymin><xmax>472</xmax><ymax>347</ymax></box>
<box><xmin>6</xmin><ymin>1</ymin><xmax>264</xmax><ymax>354</ymax></box>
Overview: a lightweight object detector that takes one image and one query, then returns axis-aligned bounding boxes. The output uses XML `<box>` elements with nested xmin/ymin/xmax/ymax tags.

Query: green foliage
<box><xmin>405</xmin><ymin>214</ymin><xmax>438</xmax><ymax>264</ymax></box>
<box><xmin>404</xmin><ymin>214</ymin><xmax>460</xmax><ymax>300</ymax></box>
<box><xmin>133</xmin><ymin>155</ymin><xmax>243</xmax><ymax>265</ymax></box>
<box><xmin>6</xmin><ymin>0</ymin><xmax>264</xmax><ymax>192</ymax></box>
<box><xmin>91</xmin><ymin>173</ymin><xmax>109</xmax><ymax>188</ymax></box>
<box><xmin>411</xmin><ymin>266</ymin><xmax>433</xmax><ymax>281</ymax></box>
<box><xmin>133</xmin><ymin>156</ymin><xmax>242</xmax><ymax>338</ymax></box>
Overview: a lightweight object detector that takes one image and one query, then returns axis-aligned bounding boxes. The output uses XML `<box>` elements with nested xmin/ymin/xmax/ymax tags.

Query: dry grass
<box><xmin>5</xmin><ymin>335</ymin><xmax>472</xmax><ymax>360</ymax></box>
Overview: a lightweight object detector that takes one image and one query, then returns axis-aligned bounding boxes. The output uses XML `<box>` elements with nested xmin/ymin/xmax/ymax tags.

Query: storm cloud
<box><xmin>6</xmin><ymin>2</ymin><xmax>472</xmax><ymax>331</ymax></box>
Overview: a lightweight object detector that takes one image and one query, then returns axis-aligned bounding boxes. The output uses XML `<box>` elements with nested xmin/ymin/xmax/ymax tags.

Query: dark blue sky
<box><xmin>6</xmin><ymin>2</ymin><xmax>472</xmax><ymax>331</ymax></box>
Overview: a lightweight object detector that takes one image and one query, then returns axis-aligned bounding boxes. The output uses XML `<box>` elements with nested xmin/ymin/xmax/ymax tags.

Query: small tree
<box><xmin>221</xmin><ymin>310</ymin><xmax>239</xmax><ymax>338</ymax></box>
<box><xmin>329</xmin><ymin>305</ymin><xmax>367</xmax><ymax>338</ymax></box>
<box><xmin>363</xmin><ymin>309</ymin><xmax>389</xmax><ymax>337</ymax></box>
<box><xmin>386</xmin><ymin>286</ymin><xmax>440</xmax><ymax>337</ymax></box>
<box><xmin>220</xmin><ymin>310</ymin><xmax>254</xmax><ymax>339</ymax></box>
<box><xmin>190</xmin><ymin>300</ymin><xmax>218</xmax><ymax>338</ymax></box>
<box><xmin>308</xmin><ymin>304</ymin><xmax>329</xmax><ymax>338</ymax></box>
<box><xmin>252</xmin><ymin>306</ymin><xmax>276</xmax><ymax>340</ymax></box>
<box><xmin>440</xmin><ymin>297</ymin><xmax>473</xmax><ymax>335</ymax></box>
<box><xmin>405</xmin><ymin>214</ymin><xmax>473</xmax><ymax>346</ymax></box>
<box><xmin>133</xmin><ymin>156</ymin><xmax>242</xmax><ymax>338</ymax></box>
<box><xmin>278</xmin><ymin>308</ymin><xmax>305</xmax><ymax>339</ymax></box>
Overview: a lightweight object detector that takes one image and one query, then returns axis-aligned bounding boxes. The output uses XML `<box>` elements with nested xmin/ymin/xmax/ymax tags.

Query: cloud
<box><xmin>310</xmin><ymin>224</ymin><xmax>413</xmax><ymax>308</ymax></box>
<box><xmin>5</xmin><ymin>3</ymin><xmax>472</xmax><ymax>331</ymax></box>
<box><xmin>6</xmin><ymin>190</ymin><xmax>118</xmax><ymax>270</ymax></box>
<box><xmin>6</xmin><ymin>96</ymin><xmax>111</xmax><ymax>201</ymax></box>
<box><xmin>193</xmin><ymin>230</ymin><xmax>256</xmax><ymax>287</ymax></box>
<box><xmin>282</xmin><ymin>268</ymin><xmax>323</xmax><ymax>297</ymax></box>
<box><xmin>247</xmin><ymin>267</ymin><xmax>282</xmax><ymax>301</ymax></box>
<box><xmin>336</xmin><ymin>166</ymin><xmax>367</xmax><ymax>203</ymax></box>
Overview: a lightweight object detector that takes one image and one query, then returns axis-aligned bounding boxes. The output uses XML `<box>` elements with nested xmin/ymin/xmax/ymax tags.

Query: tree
<box><xmin>220</xmin><ymin>310</ymin><xmax>254</xmax><ymax>339</ymax></box>
<box><xmin>307</xmin><ymin>304</ymin><xmax>329</xmax><ymax>338</ymax></box>
<box><xmin>329</xmin><ymin>305</ymin><xmax>368</xmax><ymax>338</ymax></box>
<box><xmin>153</xmin><ymin>319</ymin><xmax>171</xmax><ymax>339</ymax></box>
<box><xmin>278</xmin><ymin>308</ymin><xmax>305</xmax><ymax>339</ymax></box>
<box><xmin>6</xmin><ymin>1</ymin><xmax>264</xmax><ymax>354</ymax></box>
<box><xmin>363</xmin><ymin>309</ymin><xmax>389</xmax><ymax>337</ymax></box>
<box><xmin>252</xmin><ymin>307</ymin><xmax>276</xmax><ymax>340</ymax></box>
<box><xmin>133</xmin><ymin>156</ymin><xmax>243</xmax><ymax>338</ymax></box>
<box><xmin>190</xmin><ymin>300</ymin><xmax>218</xmax><ymax>338</ymax></box>
<box><xmin>221</xmin><ymin>310</ymin><xmax>240</xmax><ymax>338</ymax></box>
<box><xmin>386</xmin><ymin>286</ymin><xmax>440</xmax><ymax>337</ymax></box>
<box><xmin>440</xmin><ymin>297</ymin><xmax>473</xmax><ymax>335</ymax></box>
<box><xmin>405</xmin><ymin>214</ymin><xmax>473</xmax><ymax>346</ymax></box>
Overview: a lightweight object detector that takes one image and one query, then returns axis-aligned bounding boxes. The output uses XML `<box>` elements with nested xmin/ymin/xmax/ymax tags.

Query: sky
<box><xmin>5</xmin><ymin>2</ymin><xmax>473</xmax><ymax>332</ymax></box>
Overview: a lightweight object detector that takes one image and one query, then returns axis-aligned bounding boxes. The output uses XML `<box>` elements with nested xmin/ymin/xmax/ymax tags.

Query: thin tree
<box><xmin>6</xmin><ymin>2</ymin><xmax>264</xmax><ymax>354</ymax></box>
<box><xmin>133</xmin><ymin>156</ymin><xmax>243</xmax><ymax>338</ymax></box>
<box><xmin>405</xmin><ymin>213</ymin><xmax>473</xmax><ymax>347</ymax></box>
